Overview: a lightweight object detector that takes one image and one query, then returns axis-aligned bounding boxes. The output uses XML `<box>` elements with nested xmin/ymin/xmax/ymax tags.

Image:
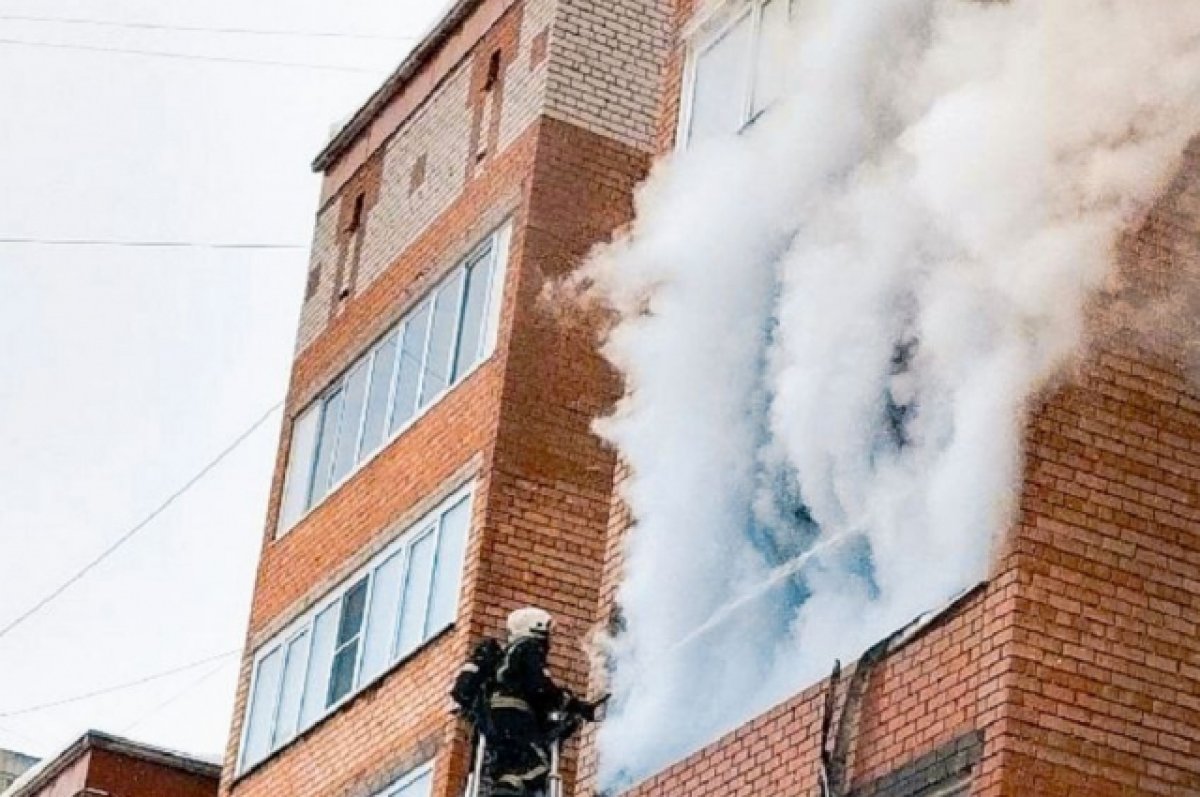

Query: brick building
<box><xmin>2</xmin><ymin>731</ymin><xmax>219</xmax><ymax>797</ymax></box>
<box><xmin>221</xmin><ymin>1</ymin><xmax>1200</xmax><ymax>797</ymax></box>
<box><xmin>221</xmin><ymin>2</ymin><xmax>668</xmax><ymax>797</ymax></box>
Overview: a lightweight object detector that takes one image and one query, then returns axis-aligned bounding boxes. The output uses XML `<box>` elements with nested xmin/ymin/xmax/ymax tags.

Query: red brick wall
<box><xmin>223</xmin><ymin>117</ymin><xmax>535</xmax><ymax>796</ymax></box>
<box><xmin>995</xmin><ymin>143</ymin><xmax>1200</xmax><ymax>797</ymax></box>
<box><xmin>610</xmin><ymin>586</ymin><xmax>1014</xmax><ymax>797</ymax></box>
<box><xmin>21</xmin><ymin>753</ymin><xmax>87</xmax><ymax>797</ymax></box>
<box><xmin>223</xmin><ymin>81</ymin><xmax>651</xmax><ymax>797</ymax></box>
<box><xmin>87</xmin><ymin>749</ymin><xmax>217</xmax><ymax>797</ymax></box>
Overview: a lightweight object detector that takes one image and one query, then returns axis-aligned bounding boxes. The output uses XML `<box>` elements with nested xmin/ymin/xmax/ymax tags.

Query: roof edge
<box><xmin>3</xmin><ymin>731</ymin><xmax>220</xmax><ymax>797</ymax></box>
<box><xmin>312</xmin><ymin>0</ymin><xmax>483</xmax><ymax>173</ymax></box>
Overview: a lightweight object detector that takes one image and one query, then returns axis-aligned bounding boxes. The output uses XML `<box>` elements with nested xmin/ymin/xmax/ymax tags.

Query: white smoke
<box><xmin>580</xmin><ymin>0</ymin><xmax>1200</xmax><ymax>787</ymax></box>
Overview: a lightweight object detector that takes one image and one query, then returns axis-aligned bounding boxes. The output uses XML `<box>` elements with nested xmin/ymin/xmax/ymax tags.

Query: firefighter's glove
<box><xmin>567</xmin><ymin>695</ymin><xmax>608</xmax><ymax>722</ymax></box>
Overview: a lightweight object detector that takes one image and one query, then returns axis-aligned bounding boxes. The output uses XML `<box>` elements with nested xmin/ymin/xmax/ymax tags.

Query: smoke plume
<box><xmin>580</xmin><ymin>0</ymin><xmax>1200</xmax><ymax>786</ymax></box>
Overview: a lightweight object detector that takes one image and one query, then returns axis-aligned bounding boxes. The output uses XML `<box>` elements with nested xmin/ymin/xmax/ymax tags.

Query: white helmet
<box><xmin>507</xmin><ymin>607</ymin><xmax>553</xmax><ymax>641</ymax></box>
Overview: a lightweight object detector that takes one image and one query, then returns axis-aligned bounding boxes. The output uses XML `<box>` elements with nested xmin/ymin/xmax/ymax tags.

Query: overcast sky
<box><xmin>0</xmin><ymin>0</ymin><xmax>449</xmax><ymax>763</ymax></box>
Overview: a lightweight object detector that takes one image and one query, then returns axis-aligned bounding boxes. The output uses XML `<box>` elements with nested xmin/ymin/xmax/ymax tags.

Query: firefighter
<box><xmin>454</xmin><ymin>607</ymin><xmax>601</xmax><ymax>797</ymax></box>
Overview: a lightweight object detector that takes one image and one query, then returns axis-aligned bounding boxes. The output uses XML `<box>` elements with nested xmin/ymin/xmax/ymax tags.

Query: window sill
<box><xmin>232</xmin><ymin>623</ymin><xmax>458</xmax><ymax>785</ymax></box>
<box><xmin>276</xmin><ymin>353</ymin><xmax>495</xmax><ymax>542</ymax></box>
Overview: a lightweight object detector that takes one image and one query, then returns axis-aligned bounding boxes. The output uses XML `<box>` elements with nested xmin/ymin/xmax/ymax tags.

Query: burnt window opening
<box><xmin>305</xmin><ymin>264</ymin><xmax>322</xmax><ymax>301</ymax></box>
<box><xmin>483</xmin><ymin>50</ymin><xmax>502</xmax><ymax>92</ymax></box>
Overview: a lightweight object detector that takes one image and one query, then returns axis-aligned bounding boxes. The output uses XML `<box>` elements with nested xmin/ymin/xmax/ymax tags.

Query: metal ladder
<box><xmin>463</xmin><ymin>734</ymin><xmax>566</xmax><ymax>797</ymax></box>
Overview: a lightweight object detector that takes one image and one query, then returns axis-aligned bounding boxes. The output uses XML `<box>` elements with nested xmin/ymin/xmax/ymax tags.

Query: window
<box><xmin>277</xmin><ymin>224</ymin><xmax>510</xmax><ymax>533</ymax></box>
<box><xmin>238</xmin><ymin>487</ymin><xmax>475</xmax><ymax>773</ymax></box>
<box><xmin>681</xmin><ymin>0</ymin><xmax>795</xmax><ymax>147</ymax></box>
<box><xmin>378</xmin><ymin>764</ymin><xmax>434</xmax><ymax>797</ymax></box>
<box><xmin>848</xmin><ymin>731</ymin><xmax>980</xmax><ymax>797</ymax></box>
<box><xmin>917</xmin><ymin>778</ymin><xmax>970</xmax><ymax>797</ymax></box>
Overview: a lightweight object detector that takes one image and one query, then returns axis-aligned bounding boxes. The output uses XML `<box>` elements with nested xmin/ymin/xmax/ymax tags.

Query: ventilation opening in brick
<box><xmin>410</xmin><ymin>154</ymin><xmax>428</xmax><ymax>194</ymax></box>
<box><xmin>531</xmin><ymin>29</ymin><xmax>549</xmax><ymax>67</ymax></box>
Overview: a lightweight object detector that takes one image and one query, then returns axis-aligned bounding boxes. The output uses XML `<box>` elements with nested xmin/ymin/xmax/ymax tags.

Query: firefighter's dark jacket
<box><xmin>492</xmin><ymin>636</ymin><xmax>571</xmax><ymax>718</ymax></box>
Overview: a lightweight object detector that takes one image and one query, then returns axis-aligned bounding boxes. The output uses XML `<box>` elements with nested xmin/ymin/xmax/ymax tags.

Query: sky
<box><xmin>0</xmin><ymin>0</ymin><xmax>449</xmax><ymax>764</ymax></box>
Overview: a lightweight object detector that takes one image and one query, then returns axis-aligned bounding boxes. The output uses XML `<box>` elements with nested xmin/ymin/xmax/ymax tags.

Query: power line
<box><xmin>0</xmin><ymin>402</ymin><xmax>284</xmax><ymax>643</ymax></box>
<box><xmin>0</xmin><ymin>37</ymin><xmax>382</xmax><ymax>73</ymax></box>
<box><xmin>121</xmin><ymin>657</ymin><xmax>239</xmax><ymax>733</ymax></box>
<box><xmin>0</xmin><ymin>650</ymin><xmax>241</xmax><ymax>718</ymax></box>
<box><xmin>0</xmin><ymin>237</ymin><xmax>307</xmax><ymax>251</ymax></box>
<box><xmin>0</xmin><ymin>13</ymin><xmax>418</xmax><ymax>42</ymax></box>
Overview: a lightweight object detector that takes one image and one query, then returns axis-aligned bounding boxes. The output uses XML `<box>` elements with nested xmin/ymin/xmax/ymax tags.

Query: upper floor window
<box><xmin>681</xmin><ymin>0</ymin><xmax>795</xmax><ymax>147</ymax></box>
<box><xmin>277</xmin><ymin>223</ymin><xmax>511</xmax><ymax>534</ymax></box>
<box><xmin>238</xmin><ymin>487</ymin><xmax>474</xmax><ymax>774</ymax></box>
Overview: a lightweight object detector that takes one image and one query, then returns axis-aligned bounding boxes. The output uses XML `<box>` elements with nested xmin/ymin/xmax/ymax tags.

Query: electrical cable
<box><xmin>0</xmin><ymin>14</ymin><xmax>418</xmax><ymax>41</ymax></box>
<box><xmin>0</xmin><ymin>402</ymin><xmax>284</xmax><ymax>643</ymax></box>
<box><xmin>0</xmin><ymin>650</ymin><xmax>241</xmax><ymax>718</ymax></box>
<box><xmin>0</xmin><ymin>237</ymin><xmax>307</xmax><ymax>250</ymax></box>
<box><xmin>0</xmin><ymin>37</ymin><xmax>383</xmax><ymax>73</ymax></box>
<box><xmin>120</xmin><ymin>656</ymin><xmax>239</xmax><ymax>733</ymax></box>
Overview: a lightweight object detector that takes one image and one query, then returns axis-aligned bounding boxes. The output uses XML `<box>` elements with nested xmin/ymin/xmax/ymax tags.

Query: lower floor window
<box><xmin>917</xmin><ymin>777</ymin><xmax>970</xmax><ymax>797</ymax></box>
<box><xmin>238</xmin><ymin>487</ymin><xmax>474</xmax><ymax>773</ymax></box>
<box><xmin>379</xmin><ymin>763</ymin><xmax>434</xmax><ymax>797</ymax></box>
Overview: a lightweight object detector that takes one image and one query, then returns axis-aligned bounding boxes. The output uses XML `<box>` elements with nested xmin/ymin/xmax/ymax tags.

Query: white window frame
<box><xmin>238</xmin><ymin>484</ymin><xmax>475</xmax><ymax>775</ymax></box>
<box><xmin>918</xmin><ymin>777</ymin><xmax>971</xmax><ymax>797</ymax></box>
<box><xmin>676</xmin><ymin>0</ymin><xmax>795</xmax><ymax>148</ymax></box>
<box><xmin>376</xmin><ymin>761</ymin><xmax>435</xmax><ymax>797</ymax></box>
<box><xmin>277</xmin><ymin>221</ymin><xmax>511</xmax><ymax>537</ymax></box>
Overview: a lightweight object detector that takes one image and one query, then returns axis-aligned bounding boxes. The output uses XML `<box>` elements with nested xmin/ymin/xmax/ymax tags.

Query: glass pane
<box><xmin>427</xmin><ymin>498</ymin><xmax>471</xmax><ymax>633</ymax></box>
<box><xmin>299</xmin><ymin>605</ymin><xmax>337</xmax><ymax>729</ymax></box>
<box><xmin>752</xmin><ymin>0</ymin><xmax>791</xmax><ymax>116</ymax></box>
<box><xmin>453</xmin><ymin>252</ymin><xmax>495</xmax><ymax>381</ymax></box>
<box><xmin>391</xmin><ymin>302</ymin><xmax>431</xmax><ymax>433</ymax></box>
<box><xmin>272</xmin><ymin>631</ymin><xmax>311</xmax><ymax>747</ymax></box>
<box><xmin>360</xmin><ymin>550</ymin><xmax>405</xmax><ymax>683</ymax></box>
<box><xmin>277</xmin><ymin>405</ymin><xmax>320</xmax><ymax>532</ymax></box>
<box><xmin>359</xmin><ymin>332</ymin><xmax>399</xmax><ymax>459</ymax></box>
<box><xmin>395</xmin><ymin>531</ymin><xmax>437</xmax><ymax>659</ymax></box>
<box><xmin>310</xmin><ymin>389</ymin><xmax>345</xmax><ymax>505</ymax></box>
<box><xmin>327</xmin><ymin>644</ymin><xmax>359</xmax><ymax>707</ymax></box>
<box><xmin>419</xmin><ymin>271</ymin><xmax>466</xmax><ymax>406</ymax></box>
<box><xmin>687</xmin><ymin>11</ymin><xmax>753</xmax><ymax>145</ymax></box>
<box><xmin>329</xmin><ymin>361</ymin><xmax>369</xmax><ymax>486</ymax></box>
<box><xmin>326</xmin><ymin>578</ymin><xmax>369</xmax><ymax>706</ymax></box>
<box><xmin>337</xmin><ymin>579</ymin><xmax>370</xmax><ymax>646</ymax></box>
<box><xmin>393</xmin><ymin>769</ymin><xmax>433</xmax><ymax>797</ymax></box>
<box><xmin>241</xmin><ymin>648</ymin><xmax>283</xmax><ymax>771</ymax></box>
